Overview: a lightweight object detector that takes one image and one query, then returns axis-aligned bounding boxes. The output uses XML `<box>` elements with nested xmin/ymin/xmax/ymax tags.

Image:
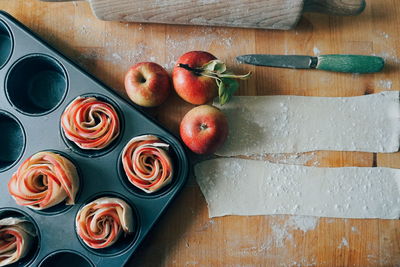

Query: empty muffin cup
<box><xmin>0</xmin><ymin>20</ymin><xmax>12</xmax><ymax>69</ymax></box>
<box><xmin>5</xmin><ymin>54</ymin><xmax>67</xmax><ymax>115</ymax></box>
<box><xmin>0</xmin><ymin>111</ymin><xmax>25</xmax><ymax>172</ymax></box>
<box><xmin>39</xmin><ymin>251</ymin><xmax>94</xmax><ymax>267</ymax></box>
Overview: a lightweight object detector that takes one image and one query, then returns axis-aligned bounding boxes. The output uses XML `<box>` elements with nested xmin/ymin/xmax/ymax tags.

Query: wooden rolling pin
<box><xmin>41</xmin><ymin>0</ymin><xmax>366</xmax><ymax>30</ymax></box>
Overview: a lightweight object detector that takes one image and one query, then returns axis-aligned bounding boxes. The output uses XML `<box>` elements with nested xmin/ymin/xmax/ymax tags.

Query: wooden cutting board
<box><xmin>2</xmin><ymin>0</ymin><xmax>400</xmax><ymax>266</ymax></box>
<box><xmin>41</xmin><ymin>0</ymin><xmax>366</xmax><ymax>30</ymax></box>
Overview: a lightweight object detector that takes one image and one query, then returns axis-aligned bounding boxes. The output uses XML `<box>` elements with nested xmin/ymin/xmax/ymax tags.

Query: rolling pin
<box><xmin>41</xmin><ymin>0</ymin><xmax>366</xmax><ymax>30</ymax></box>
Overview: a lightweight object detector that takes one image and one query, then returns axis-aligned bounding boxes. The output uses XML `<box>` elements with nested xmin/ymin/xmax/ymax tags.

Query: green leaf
<box><xmin>218</xmin><ymin>80</ymin><xmax>225</xmax><ymax>98</ymax></box>
<box><xmin>202</xmin><ymin>60</ymin><xmax>227</xmax><ymax>74</ymax></box>
<box><xmin>200</xmin><ymin>59</ymin><xmax>252</xmax><ymax>105</ymax></box>
<box><xmin>218</xmin><ymin>78</ymin><xmax>239</xmax><ymax>105</ymax></box>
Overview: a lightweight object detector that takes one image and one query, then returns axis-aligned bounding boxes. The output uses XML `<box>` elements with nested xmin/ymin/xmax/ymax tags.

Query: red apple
<box><xmin>180</xmin><ymin>105</ymin><xmax>228</xmax><ymax>155</ymax></box>
<box><xmin>172</xmin><ymin>51</ymin><xmax>218</xmax><ymax>105</ymax></box>
<box><xmin>125</xmin><ymin>62</ymin><xmax>171</xmax><ymax>107</ymax></box>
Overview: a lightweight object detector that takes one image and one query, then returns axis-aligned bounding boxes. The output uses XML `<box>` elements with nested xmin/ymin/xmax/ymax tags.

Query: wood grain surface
<box><xmin>43</xmin><ymin>0</ymin><xmax>365</xmax><ymax>30</ymax></box>
<box><xmin>0</xmin><ymin>0</ymin><xmax>399</xmax><ymax>266</ymax></box>
<box><xmin>303</xmin><ymin>0</ymin><xmax>366</xmax><ymax>15</ymax></box>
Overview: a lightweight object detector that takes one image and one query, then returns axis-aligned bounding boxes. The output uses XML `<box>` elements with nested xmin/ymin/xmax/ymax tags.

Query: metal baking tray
<box><xmin>0</xmin><ymin>11</ymin><xmax>189</xmax><ymax>267</ymax></box>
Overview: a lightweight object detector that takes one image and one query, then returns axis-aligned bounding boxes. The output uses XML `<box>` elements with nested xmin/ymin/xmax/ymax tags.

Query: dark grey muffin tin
<box><xmin>0</xmin><ymin>11</ymin><xmax>189</xmax><ymax>267</ymax></box>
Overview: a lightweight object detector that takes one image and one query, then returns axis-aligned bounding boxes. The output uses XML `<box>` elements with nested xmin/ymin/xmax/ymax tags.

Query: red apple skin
<box><xmin>172</xmin><ymin>51</ymin><xmax>218</xmax><ymax>105</ymax></box>
<box><xmin>180</xmin><ymin>105</ymin><xmax>228</xmax><ymax>155</ymax></box>
<box><xmin>125</xmin><ymin>62</ymin><xmax>171</xmax><ymax>107</ymax></box>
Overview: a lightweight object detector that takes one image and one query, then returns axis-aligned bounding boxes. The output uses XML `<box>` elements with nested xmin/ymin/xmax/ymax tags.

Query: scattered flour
<box><xmin>164</xmin><ymin>27</ymin><xmax>234</xmax><ymax>70</ymax></box>
<box><xmin>313</xmin><ymin>47</ymin><xmax>321</xmax><ymax>56</ymax></box>
<box><xmin>78</xmin><ymin>25</ymin><xmax>89</xmax><ymax>36</ymax></box>
<box><xmin>88</xmin><ymin>26</ymin><xmax>235</xmax><ymax>71</ymax></box>
<box><xmin>372</xmin><ymin>52</ymin><xmax>400</xmax><ymax>64</ymax></box>
<box><xmin>379</xmin><ymin>31</ymin><xmax>390</xmax><ymax>39</ymax></box>
<box><xmin>372</xmin><ymin>30</ymin><xmax>399</xmax><ymax>65</ymax></box>
<box><xmin>185</xmin><ymin>261</ymin><xmax>199</xmax><ymax>266</ymax></box>
<box><xmin>337</xmin><ymin>237</ymin><xmax>349</xmax><ymax>249</ymax></box>
<box><xmin>112</xmin><ymin>53</ymin><xmax>122</xmax><ymax>60</ymax></box>
<box><xmin>199</xmin><ymin>0</ymin><xmax>220</xmax><ymax>4</ymax></box>
<box><xmin>226</xmin><ymin>216</ymin><xmax>319</xmax><ymax>266</ymax></box>
<box><xmin>326</xmin><ymin>218</ymin><xmax>336</xmax><ymax>223</ymax></box>
<box><xmin>290</xmin><ymin>260</ymin><xmax>317</xmax><ymax>267</ymax></box>
<box><xmin>74</xmin><ymin>20</ymin><xmax>238</xmax><ymax>72</ymax></box>
<box><xmin>351</xmin><ymin>226</ymin><xmax>358</xmax><ymax>233</ymax></box>
<box><xmin>377</xmin><ymin>80</ymin><xmax>393</xmax><ymax>89</ymax></box>
<box><xmin>77</xmin><ymin>42</ymin><xmax>151</xmax><ymax>69</ymax></box>
<box><xmin>265</xmin><ymin>216</ymin><xmax>319</xmax><ymax>249</ymax></box>
<box><xmin>196</xmin><ymin>219</ymin><xmax>216</xmax><ymax>232</ymax></box>
<box><xmin>288</xmin><ymin>216</ymin><xmax>319</xmax><ymax>232</ymax></box>
<box><xmin>270</xmin><ymin>222</ymin><xmax>293</xmax><ymax>248</ymax></box>
<box><xmin>367</xmin><ymin>252</ymin><xmax>391</xmax><ymax>266</ymax></box>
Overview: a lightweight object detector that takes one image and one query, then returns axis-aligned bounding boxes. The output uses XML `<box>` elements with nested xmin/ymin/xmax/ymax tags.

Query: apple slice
<box><xmin>121</xmin><ymin>135</ymin><xmax>173</xmax><ymax>193</ymax></box>
<box><xmin>75</xmin><ymin>197</ymin><xmax>134</xmax><ymax>249</ymax></box>
<box><xmin>8</xmin><ymin>151</ymin><xmax>79</xmax><ymax>210</ymax></box>
<box><xmin>0</xmin><ymin>217</ymin><xmax>36</xmax><ymax>266</ymax></box>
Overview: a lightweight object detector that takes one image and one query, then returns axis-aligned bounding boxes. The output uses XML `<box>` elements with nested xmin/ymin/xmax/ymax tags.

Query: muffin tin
<box><xmin>0</xmin><ymin>11</ymin><xmax>189</xmax><ymax>266</ymax></box>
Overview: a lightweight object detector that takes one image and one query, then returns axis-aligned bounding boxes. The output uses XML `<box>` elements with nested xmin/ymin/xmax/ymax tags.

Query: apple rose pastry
<box><xmin>0</xmin><ymin>217</ymin><xmax>36</xmax><ymax>266</ymax></box>
<box><xmin>61</xmin><ymin>96</ymin><xmax>120</xmax><ymax>150</ymax></box>
<box><xmin>8</xmin><ymin>151</ymin><xmax>79</xmax><ymax>210</ymax></box>
<box><xmin>76</xmin><ymin>197</ymin><xmax>135</xmax><ymax>249</ymax></box>
<box><xmin>121</xmin><ymin>135</ymin><xmax>174</xmax><ymax>193</ymax></box>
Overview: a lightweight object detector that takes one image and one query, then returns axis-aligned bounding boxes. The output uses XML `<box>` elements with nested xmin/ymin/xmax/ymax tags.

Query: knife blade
<box><xmin>236</xmin><ymin>54</ymin><xmax>384</xmax><ymax>74</ymax></box>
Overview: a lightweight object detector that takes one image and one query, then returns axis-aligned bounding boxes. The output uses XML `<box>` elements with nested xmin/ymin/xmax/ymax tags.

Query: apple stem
<box><xmin>200</xmin><ymin>123</ymin><xmax>208</xmax><ymax>130</ymax></box>
<box><xmin>178</xmin><ymin>63</ymin><xmax>221</xmax><ymax>81</ymax></box>
<box><xmin>178</xmin><ymin>60</ymin><xmax>252</xmax><ymax>105</ymax></box>
<box><xmin>178</xmin><ymin>64</ymin><xmax>204</xmax><ymax>76</ymax></box>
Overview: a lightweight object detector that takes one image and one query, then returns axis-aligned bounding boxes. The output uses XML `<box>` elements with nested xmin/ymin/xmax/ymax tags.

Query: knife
<box><xmin>236</xmin><ymin>54</ymin><xmax>384</xmax><ymax>74</ymax></box>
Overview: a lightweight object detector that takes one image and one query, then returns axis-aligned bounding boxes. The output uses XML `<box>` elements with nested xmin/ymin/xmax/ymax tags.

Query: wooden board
<box><xmin>42</xmin><ymin>0</ymin><xmax>366</xmax><ymax>30</ymax></box>
<box><xmin>0</xmin><ymin>0</ymin><xmax>399</xmax><ymax>266</ymax></box>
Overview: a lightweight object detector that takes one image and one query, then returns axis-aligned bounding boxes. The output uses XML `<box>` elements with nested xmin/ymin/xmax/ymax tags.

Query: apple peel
<box><xmin>121</xmin><ymin>135</ymin><xmax>173</xmax><ymax>194</ymax></box>
<box><xmin>0</xmin><ymin>217</ymin><xmax>36</xmax><ymax>267</ymax></box>
<box><xmin>75</xmin><ymin>197</ymin><xmax>135</xmax><ymax>249</ymax></box>
<box><xmin>61</xmin><ymin>96</ymin><xmax>120</xmax><ymax>150</ymax></box>
<box><xmin>8</xmin><ymin>151</ymin><xmax>80</xmax><ymax>210</ymax></box>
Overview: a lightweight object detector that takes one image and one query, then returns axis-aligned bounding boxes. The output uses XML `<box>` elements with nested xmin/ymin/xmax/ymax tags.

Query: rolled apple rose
<box><xmin>0</xmin><ymin>217</ymin><xmax>36</xmax><ymax>266</ymax></box>
<box><xmin>76</xmin><ymin>197</ymin><xmax>134</xmax><ymax>249</ymax></box>
<box><xmin>122</xmin><ymin>135</ymin><xmax>173</xmax><ymax>193</ymax></box>
<box><xmin>8</xmin><ymin>151</ymin><xmax>79</xmax><ymax>210</ymax></box>
<box><xmin>61</xmin><ymin>96</ymin><xmax>120</xmax><ymax>150</ymax></box>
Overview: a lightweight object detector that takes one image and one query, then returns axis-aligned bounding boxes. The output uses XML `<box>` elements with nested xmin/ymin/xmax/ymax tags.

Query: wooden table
<box><xmin>1</xmin><ymin>0</ymin><xmax>399</xmax><ymax>266</ymax></box>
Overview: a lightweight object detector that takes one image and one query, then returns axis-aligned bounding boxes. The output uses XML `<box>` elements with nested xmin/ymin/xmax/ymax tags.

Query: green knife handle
<box><xmin>316</xmin><ymin>55</ymin><xmax>384</xmax><ymax>74</ymax></box>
